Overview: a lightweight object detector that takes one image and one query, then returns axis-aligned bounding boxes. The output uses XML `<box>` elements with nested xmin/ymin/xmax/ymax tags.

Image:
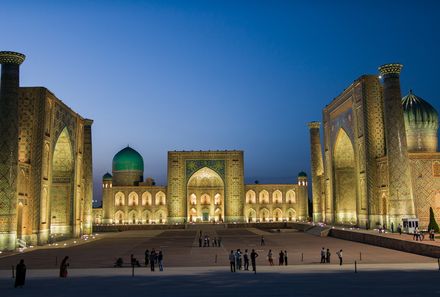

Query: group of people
<box><xmin>198</xmin><ymin>233</ymin><xmax>222</xmax><ymax>247</ymax></box>
<box><xmin>144</xmin><ymin>249</ymin><xmax>164</xmax><ymax>271</ymax></box>
<box><xmin>266</xmin><ymin>249</ymin><xmax>288</xmax><ymax>266</ymax></box>
<box><xmin>320</xmin><ymin>247</ymin><xmax>343</xmax><ymax>265</ymax></box>
<box><xmin>229</xmin><ymin>249</ymin><xmax>259</xmax><ymax>274</ymax></box>
<box><xmin>14</xmin><ymin>255</ymin><xmax>69</xmax><ymax>289</ymax></box>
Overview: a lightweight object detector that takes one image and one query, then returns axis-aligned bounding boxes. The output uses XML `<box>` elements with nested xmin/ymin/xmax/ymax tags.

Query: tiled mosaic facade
<box><xmin>0</xmin><ymin>52</ymin><xmax>93</xmax><ymax>251</ymax></box>
<box><xmin>310</xmin><ymin>65</ymin><xmax>440</xmax><ymax>229</ymax></box>
<box><xmin>96</xmin><ymin>151</ymin><xmax>309</xmax><ymax>224</ymax></box>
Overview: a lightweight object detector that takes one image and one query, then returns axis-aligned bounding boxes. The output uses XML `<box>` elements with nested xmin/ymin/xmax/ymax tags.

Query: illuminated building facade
<box><xmin>309</xmin><ymin>63</ymin><xmax>440</xmax><ymax>229</ymax></box>
<box><xmin>95</xmin><ymin>149</ymin><xmax>308</xmax><ymax>224</ymax></box>
<box><xmin>0</xmin><ymin>51</ymin><xmax>93</xmax><ymax>250</ymax></box>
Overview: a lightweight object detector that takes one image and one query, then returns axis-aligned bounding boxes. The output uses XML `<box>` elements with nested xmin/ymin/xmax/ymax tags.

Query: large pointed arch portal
<box><xmin>333</xmin><ymin>128</ymin><xmax>357</xmax><ymax>224</ymax></box>
<box><xmin>50</xmin><ymin>127</ymin><xmax>74</xmax><ymax>236</ymax></box>
<box><xmin>187</xmin><ymin>167</ymin><xmax>224</xmax><ymax>222</ymax></box>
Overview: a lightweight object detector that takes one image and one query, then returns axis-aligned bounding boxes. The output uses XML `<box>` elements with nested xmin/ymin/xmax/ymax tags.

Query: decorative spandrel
<box><xmin>185</xmin><ymin>160</ymin><xmax>225</xmax><ymax>181</ymax></box>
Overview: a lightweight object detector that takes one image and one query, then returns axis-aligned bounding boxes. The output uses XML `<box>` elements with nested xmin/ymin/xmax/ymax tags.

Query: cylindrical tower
<box><xmin>102</xmin><ymin>172</ymin><xmax>113</xmax><ymax>224</ymax></box>
<box><xmin>297</xmin><ymin>171</ymin><xmax>309</xmax><ymax>220</ymax></box>
<box><xmin>378</xmin><ymin>63</ymin><xmax>416</xmax><ymax>227</ymax></box>
<box><xmin>308</xmin><ymin>122</ymin><xmax>324</xmax><ymax>222</ymax></box>
<box><xmin>0</xmin><ymin>51</ymin><xmax>25</xmax><ymax>250</ymax></box>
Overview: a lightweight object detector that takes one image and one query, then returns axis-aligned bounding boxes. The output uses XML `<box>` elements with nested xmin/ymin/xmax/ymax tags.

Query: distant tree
<box><xmin>428</xmin><ymin>207</ymin><xmax>440</xmax><ymax>232</ymax></box>
<box><xmin>254</xmin><ymin>180</ymin><xmax>259</xmax><ymax>184</ymax></box>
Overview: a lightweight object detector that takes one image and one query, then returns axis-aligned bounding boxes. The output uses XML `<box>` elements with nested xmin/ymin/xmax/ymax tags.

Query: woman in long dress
<box><xmin>60</xmin><ymin>256</ymin><xmax>69</xmax><ymax>278</ymax></box>
<box><xmin>15</xmin><ymin>259</ymin><xmax>26</xmax><ymax>288</ymax></box>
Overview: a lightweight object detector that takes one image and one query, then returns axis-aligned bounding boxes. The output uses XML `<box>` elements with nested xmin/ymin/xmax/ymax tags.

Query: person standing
<box><xmin>391</xmin><ymin>222</ymin><xmax>394</xmax><ymax>233</ymax></box>
<box><xmin>243</xmin><ymin>249</ymin><xmax>249</xmax><ymax>270</ymax></box>
<box><xmin>144</xmin><ymin>249</ymin><xmax>150</xmax><ymax>267</ymax></box>
<box><xmin>150</xmin><ymin>249</ymin><xmax>156</xmax><ymax>271</ymax></box>
<box><xmin>235</xmin><ymin>249</ymin><xmax>242</xmax><ymax>270</ymax></box>
<box><xmin>398</xmin><ymin>224</ymin><xmax>402</xmax><ymax>235</ymax></box>
<box><xmin>279</xmin><ymin>250</ymin><xmax>284</xmax><ymax>265</ymax></box>
<box><xmin>267</xmin><ymin>249</ymin><xmax>273</xmax><ymax>265</ymax></box>
<box><xmin>229</xmin><ymin>250</ymin><xmax>236</xmax><ymax>272</ymax></box>
<box><xmin>336</xmin><ymin>249</ymin><xmax>343</xmax><ymax>266</ymax></box>
<box><xmin>284</xmin><ymin>250</ymin><xmax>288</xmax><ymax>266</ymax></box>
<box><xmin>218</xmin><ymin>237</ymin><xmax>222</xmax><ymax>247</ymax></box>
<box><xmin>60</xmin><ymin>256</ymin><xmax>69</xmax><ymax>278</ymax></box>
<box><xmin>320</xmin><ymin>247</ymin><xmax>326</xmax><ymax>263</ymax></box>
<box><xmin>326</xmin><ymin>249</ymin><xmax>331</xmax><ymax>263</ymax></box>
<box><xmin>199</xmin><ymin>236</ymin><xmax>202</xmax><ymax>247</ymax></box>
<box><xmin>251</xmin><ymin>249</ymin><xmax>258</xmax><ymax>274</ymax></box>
<box><xmin>158</xmin><ymin>251</ymin><xmax>164</xmax><ymax>271</ymax></box>
<box><xmin>14</xmin><ymin>259</ymin><xmax>26</xmax><ymax>288</ymax></box>
<box><xmin>260</xmin><ymin>236</ymin><xmax>265</xmax><ymax>246</ymax></box>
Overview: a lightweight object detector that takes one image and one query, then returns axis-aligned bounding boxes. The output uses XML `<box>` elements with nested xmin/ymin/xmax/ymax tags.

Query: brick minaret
<box><xmin>0</xmin><ymin>51</ymin><xmax>25</xmax><ymax>249</ymax></box>
<box><xmin>378</xmin><ymin>63</ymin><xmax>416</xmax><ymax>226</ymax></box>
<box><xmin>308</xmin><ymin>121</ymin><xmax>324</xmax><ymax>222</ymax></box>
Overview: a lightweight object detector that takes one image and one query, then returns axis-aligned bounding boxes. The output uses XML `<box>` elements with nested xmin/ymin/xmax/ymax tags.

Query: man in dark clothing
<box><xmin>250</xmin><ymin>249</ymin><xmax>259</xmax><ymax>274</ymax></box>
<box><xmin>144</xmin><ymin>249</ymin><xmax>150</xmax><ymax>266</ymax></box>
<box><xmin>15</xmin><ymin>259</ymin><xmax>26</xmax><ymax>288</ymax></box>
<box><xmin>260</xmin><ymin>236</ymin><xmax>265</xmax><ymax>246</ymax></box>
<box><xmin>199</xmin><ymin>237</ymin><xmax>202</xmax><ymax>247</ymax></box>
<box><xmin>326</xmin><ymin>249</ymin><xmax>331</xmax><ymax>263</ymax></box>
<box><xmin>243</xmin><ymin>249</ymin><xmax>249</xmax><ymax>270</ymax></box>
<box><xmin>279</xmin><ymin>250</ymin><xmax>284</xmax><ymax>265</ymax></box>
<box><xmin>150</xmin><ymin>249</ymin><xmax>156</xmax><ymax>271</ymax></box>
<box><xmin>284</xmin><ymin>250</ymin><xmax>288</xmax><ymax>266</ymax></box>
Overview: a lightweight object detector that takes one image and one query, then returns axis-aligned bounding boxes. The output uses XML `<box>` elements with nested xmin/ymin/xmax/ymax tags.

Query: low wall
<box><xmin>92</xmin><ymin>224</ymin><xmax>186</xmax><ymax>232</ymax></box>
<box><xmin>93</xmin><ymin>222</ymin><xmax>312</xmax><ymax>233</ymax></box>
<box><xmin>329</xmin><ymin>229</ymin><xmax>440</xmax><ymax>258</ymax></box>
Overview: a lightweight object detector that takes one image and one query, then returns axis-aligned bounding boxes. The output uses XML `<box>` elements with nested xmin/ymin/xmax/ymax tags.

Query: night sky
<box><xmin>2</xmin><ymin>1</ymin><xmax>440</xmax><ymax>203</ymax></box>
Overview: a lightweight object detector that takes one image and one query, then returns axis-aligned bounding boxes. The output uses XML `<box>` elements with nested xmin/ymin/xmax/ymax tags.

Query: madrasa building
<box><xmin>0</xmin><ymin>51</ymin><xmax>93</xmax><ymax>251</ymax></box>
<box><xmin>309</xmin><ymin>63</ymin><xmax>440</xmax><ymax>230</ymax></box>
<box><xmin>94</xmin><ymin>150</ymin><xmax>309</xmax><ymax>224</ymax></box>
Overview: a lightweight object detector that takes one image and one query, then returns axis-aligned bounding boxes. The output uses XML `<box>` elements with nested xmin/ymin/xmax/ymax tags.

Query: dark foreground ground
<box><xmin>0</xmin><ymin>266</ymin><xmax>439</xmax><ymax>297</ymax></box>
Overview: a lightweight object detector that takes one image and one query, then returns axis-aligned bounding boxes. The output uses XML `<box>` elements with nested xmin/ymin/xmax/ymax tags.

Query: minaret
<box><xmin>308</xmin><ymin>121</ymin><xmax>324</xmax><ymax>222</ymax></box>
<box><xmin>378</xmin><ymin>63</ymin><xmax>416</xmax><ymax>226</ymax></box>
<box><xmin>0</xmin><ymin>51</ymin><xmax>26</xmax><ymax>250</ymax></box>
<box><xmin>297</xmin><ymin>172</ymin><xmax>309</xmax><ymax>220</ymax></box>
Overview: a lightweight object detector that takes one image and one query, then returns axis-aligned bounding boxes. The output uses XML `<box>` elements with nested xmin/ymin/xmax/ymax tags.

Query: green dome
<box><xmin>402</xmin><ymin>90</ymin><xmax>438</xmax><ymax>129</ymax></box>
<box><xmin>298</xmin><ymin>171</ymin><xmax>307</xmax><ymax>177</ymax></box>
<box><xmin>112</xmin><ymin>147</ymin><xmax>144</xmax><ymax>172</ymax></box>
<box><xmin>103</xmin><ymin>172</ymin><xmax>112</xmax><ymax>180</ymax></box>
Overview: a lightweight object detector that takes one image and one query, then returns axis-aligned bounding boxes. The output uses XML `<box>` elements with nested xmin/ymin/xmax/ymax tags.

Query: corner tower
<box><xmin>378</xmin><ymin>63</ymin><xmax>416</xmax><ymax>226</ymax></box>
<box><xmin>308</xmin><ymin>121</ymin><xmax>324</xmax><ymax>222</ymax></box>
<box><xmin>0</xmin><ymin>51</ymin><xmax>25</xmax><ymax>250</ymax></box>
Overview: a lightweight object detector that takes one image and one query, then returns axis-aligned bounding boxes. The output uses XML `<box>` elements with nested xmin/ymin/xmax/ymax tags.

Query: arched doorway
<box><xmin>248</xmin><ymin>208</ymin><xmax>256</xmax><ymax>223</ymax></box>
<box><xmin>187</xmin><ymin>167</ymin><xmax>224</xmax><ymax>222</ymax></box>
<box><xmin>333</xmin><ymin>129</ymin><xmax>357</xmax><ymax>224</ymax></box>
<box><xmin>50</xmin><ymin>127</ymin><xmax>74</xmax><ymax>236</ymax></box>
<box><xmin>273</xmin><ymin>208</ymin><xmax>283</xmax><ymax>222</ymax></box>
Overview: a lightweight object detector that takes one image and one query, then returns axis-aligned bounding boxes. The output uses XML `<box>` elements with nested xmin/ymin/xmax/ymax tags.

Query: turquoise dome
<box><xmin>103</xmin><ymin>172</ymin><xmax>112</xmax><ymax>180</ymax></box>
<box><xmin>402</xmin><ymin>90</ymin><xmax>438</xmax><ymax>129</ymax></box>
<box><xmin>112</xmin><ymin>147</ymin><xmax>144</xmax><ymax>172</ymax></box>
<box><xmin>298</xmin><ymin>171</ymin><xmax>307</xmax><ymax>177</ymax></box>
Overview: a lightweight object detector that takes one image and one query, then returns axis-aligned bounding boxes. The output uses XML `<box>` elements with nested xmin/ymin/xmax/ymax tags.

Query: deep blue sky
<box><xmin>2</xmin><ymin>1</ymin><xmax>440</xmax><ymax>202</ymax></box>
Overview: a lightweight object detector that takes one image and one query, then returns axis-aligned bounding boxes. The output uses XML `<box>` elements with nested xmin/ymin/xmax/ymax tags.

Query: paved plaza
<box><xmin>0</xmin><ymin>227</ymin><xmax>434</xmax><ymax>269</ymax></box>
<box><xmin>1</xmin><ymin>227</ymin><xmax>438</xmax><ymax>296</ymax></box>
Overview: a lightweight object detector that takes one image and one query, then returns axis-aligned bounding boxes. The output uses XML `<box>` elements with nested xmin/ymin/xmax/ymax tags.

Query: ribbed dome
<box><xmin>402</xmin><ymin>90</ymin><xmax>438</xmax><ymax>129</ymax></box>
<box><xmin>102</xmin><ymin>172</ymin><xmax>113</xmax><ymax>180</ymax></box>
<box><xmin>298</xmin><ymin>171</ymin><xmax>307</xmax><ymax>177</ymax></box>
<box><xmin>112</xmin><ymin>147</ymin><xmax>144</xmax><ymax>172</ymax></box>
